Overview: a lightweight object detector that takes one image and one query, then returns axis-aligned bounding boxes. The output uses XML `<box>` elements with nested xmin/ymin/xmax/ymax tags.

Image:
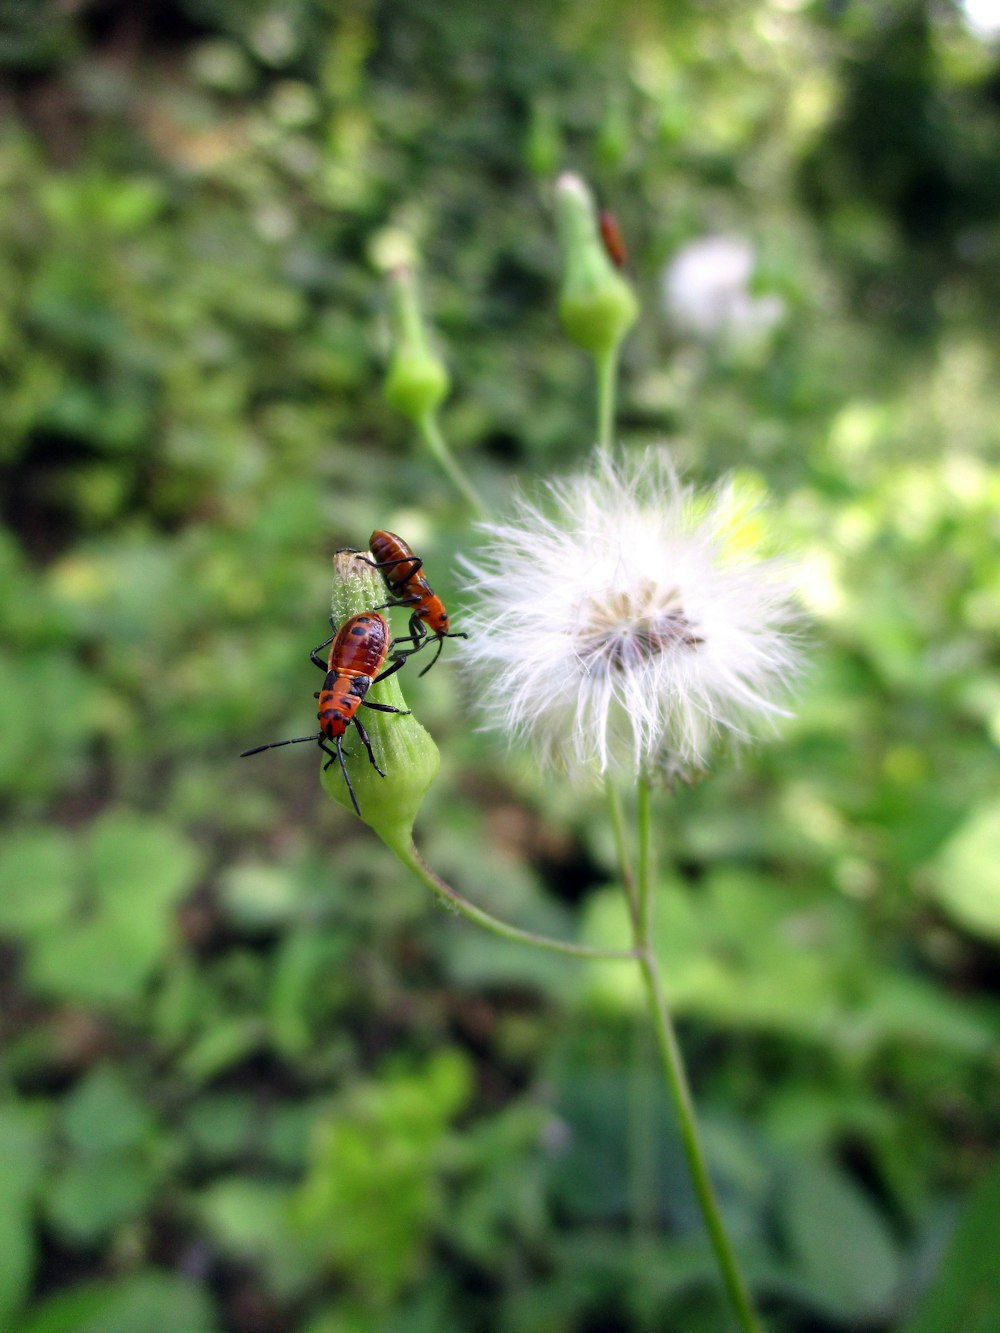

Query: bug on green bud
<box><xmin>323</xmin><ymin>549</ymin><xmax>440</xmax><ymax>852</ymax></box>
<box><xmin>555</xmin><ymin>172</ymin><xmax>638</xmax><ymax>357</ymax></box>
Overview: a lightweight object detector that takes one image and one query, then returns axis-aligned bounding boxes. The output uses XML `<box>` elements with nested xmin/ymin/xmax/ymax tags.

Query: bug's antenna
<box><xmin>241</xmin><ymin>734</ymin><xmax>321</xmax><ymax>757</ymax></box>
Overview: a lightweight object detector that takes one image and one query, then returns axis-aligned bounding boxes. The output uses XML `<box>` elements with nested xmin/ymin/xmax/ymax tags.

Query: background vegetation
<box><xmin>1</xmin><ymin>0</ymin><xmax>999</xmax><ymax>1329</ymax></box>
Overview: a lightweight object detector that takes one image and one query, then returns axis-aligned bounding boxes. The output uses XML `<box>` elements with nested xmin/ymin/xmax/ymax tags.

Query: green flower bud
<box><xmin>555</xmin><ymin>172</ymin><xmax>638</xmax><ymax>357</ymax></box>
<box><xmin>524</xmin><ymin>98</ymin><xmax>562</xmax><ymax>177</ymax></box>
<box><xmin>383</xmin><ymin>264</ymin><xmax>450</xmax><ymax>423</ymax></box>
<box><xmin>322</xmin><ymin>550</ymin><xmax>440</xmax><ymax>852</ymax></box>
<box><xmin>596</xmin><ymin>96</ymin><xmax>630</xmax><ymax>168</ymax></box>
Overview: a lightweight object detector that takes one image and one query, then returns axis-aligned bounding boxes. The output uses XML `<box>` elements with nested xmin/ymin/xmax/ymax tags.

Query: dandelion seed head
<box><xmin>459</xmin><ymin>448</ymin><xmax>800</xmax><ymax>783</ymax></box>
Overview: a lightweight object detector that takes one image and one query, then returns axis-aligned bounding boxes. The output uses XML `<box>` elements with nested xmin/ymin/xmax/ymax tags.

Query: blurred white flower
<box><xmin>460</xmin><ymin>449</ymin><xmax>799</xmax><ymax>781</ymax></box>
<box><xmin>662</xmin><ymin>235</ymin><xmax>784</xmax><ymax>342</ymax></box>
<box><xmin>961</xmin><ymin>0</ymin><xmax>1000</xmax><ymax>40</ymax></box>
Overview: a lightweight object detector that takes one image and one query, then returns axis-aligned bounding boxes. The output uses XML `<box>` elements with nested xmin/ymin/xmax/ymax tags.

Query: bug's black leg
<box><xmin>368</xmin><ymin>555</ymin><xmax>424</xmax><ymax>580</ymax></box>
<box><xmin>388</xmin><ymin>635</ymin><xmax>422</xmax><ymax>655</ymax></box>
<box><xmin>372</xmin><ymin>654</ymin><xmax>409</xmax><ymax>685</ymax></box>
<box><xmin>335</xmin><ymin>735</ymin><xmax>361</xmax><ymax>817</ymax></box>
<box><xmin>418</xmin><ymin>634</ymin><xmax>446</xmax><ymax>676</ymax></box>
<box><xmin>241</xmin><ymin>734</ymin><xmax>322</xmax><ymax>757</ymax></box>
<box><xmin>389</xmin><ymin>616</ymin><xmax>428</xmax><ymax>657</ymax></box>
<box><xmin>370</xmin><ymin>595</ymin><xmax>421</xmax><ymax>611</ymax></box>
<box><xmin>351</xmin><ymin>715</ymin><xmax>386</xmax><ymax>777</ymax></box>
<box><xmin>310</xmin><ymin>632</ymin><xmax>336</xmax><ymax>670</ymax></box>
<box><xmin>362</xmin><ymin>701</ymin><xmax>411</xmax><ymax>714</ymax></box>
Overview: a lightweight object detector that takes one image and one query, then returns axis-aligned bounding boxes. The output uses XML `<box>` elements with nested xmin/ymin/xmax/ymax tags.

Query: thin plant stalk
<box><xmin>594</xmin><ymin>333</ymin><xmax>760</xmax><ymax>1331</ymax></box>
<box><xmin>606</xmin><ymin>780</ymin><xmax>638</xmax><ymax>927</ymax></box>
<box><xmin>633</xmin><ymin>779</ymin><xmax>761</xmax><ymax>1333</ymax></box>
<box><xmin>392</xmin><ymin>838</ymin><xmax>639</xmax><ymax>962</ymax></box>
<box><xmin>595</xmin><ymin>346</ymin><xmax>620</xmax><ymax>459</ymax></box>
<box><xmin>419</xmin><ymin>412</ymin><xmax>488</xmax><ymax>518</ymax></box>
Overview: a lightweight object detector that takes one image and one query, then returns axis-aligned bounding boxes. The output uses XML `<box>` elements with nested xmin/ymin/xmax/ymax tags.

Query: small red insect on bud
<box><xmin>598</xmin><ymin>209</ymin><xmax>628</xmax><ymax>269</ymax></box>
<box><xmin>362</xmin><ymin>530</ymin><xmax>468</xmax><ymax>676</ymax></box>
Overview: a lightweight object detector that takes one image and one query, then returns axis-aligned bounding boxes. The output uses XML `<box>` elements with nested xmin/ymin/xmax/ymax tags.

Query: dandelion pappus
<box><xmin>359</xmin><ymin>529</ymin><xmax>468</xmax><ymax>676</ymax></box>
<box><xmin>598</xmin><ymin>209</ymin><xmax>628</xmax><ymax>269</ymax></box>
<box><xmin>240</xmin><ymin>612</ymin><xmax>409</xmax><ymax>817</ymax></box>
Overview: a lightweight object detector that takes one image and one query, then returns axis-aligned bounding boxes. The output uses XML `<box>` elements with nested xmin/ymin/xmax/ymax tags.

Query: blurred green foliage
<box><xmin>1</xmin><ymin>0</ymin><xmax>999</xmax><ymax>1329</ymax></box>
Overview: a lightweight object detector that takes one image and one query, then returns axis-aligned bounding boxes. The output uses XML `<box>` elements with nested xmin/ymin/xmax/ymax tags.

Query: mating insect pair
<box><xmin>240</xmin><ymin>531</ymin><xmax>466</xmax><ymax>817</ymax></box>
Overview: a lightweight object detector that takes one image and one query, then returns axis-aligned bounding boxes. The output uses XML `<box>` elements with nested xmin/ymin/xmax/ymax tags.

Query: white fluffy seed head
<box><xmin>459</xmin><ymin>448</ymin><xmax>801</xmax><ymax>783</ymax></box>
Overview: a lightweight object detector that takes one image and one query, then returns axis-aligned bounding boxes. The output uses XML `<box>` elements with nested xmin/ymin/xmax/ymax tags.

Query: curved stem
<box><xmin>419</xmin><ymin>413</ymin><xmax>488</xmax><ymax>518</ymax></box>
<box><xmin>393</xmin><ymin>839</ymin><xmax>640</xmax><ymax>962</ymax></box>
<box><xmin>595</xmin><ymin>345</ymin><xmax>620</xmax><ymax>459</ymax></box>
<box><xmin>633</xmin><ymin>780</ymin><xmax>761</xmax><ymax>1333</ymax></box>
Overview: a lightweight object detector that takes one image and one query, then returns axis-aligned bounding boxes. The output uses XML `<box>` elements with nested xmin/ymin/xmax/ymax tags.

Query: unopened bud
<box><xmin>524</xmin><ymin>99</ymin><xmax>562</xmax><ymax>177</ymax></box>
<box><xmin>383</xmin><ymin>264</ymin><xmax>450</xmax><ymax>424</ymax></box>
<box><xmin>555</xmin><ymin>172</ymin><xmax>638</xmax><ymax>357</ymax></box>
<box><xmin>323</xmin><ymin>551</ymin><xmax>440</xmax><ymax>851</ymax></box>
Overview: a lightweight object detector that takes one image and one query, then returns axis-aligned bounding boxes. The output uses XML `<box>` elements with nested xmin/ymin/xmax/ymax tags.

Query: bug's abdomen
<box><xmin>369</xmin><ymin>529</ymin><xmax>422</xmax><ymax>596</ymax></box>
<box><xmin>327</xmin><ymin>612</ymin><xmax>390</xmax><ymax>678</ymax></box>
<box><xmin>317</xmin><ymin>671</ymin><xmax>371</xmax><ymax>739</ymax></box>
<box><xmin>419</xmin><ymin>590</ymin><xmax>449</xmax><ymax>634</ymax></box>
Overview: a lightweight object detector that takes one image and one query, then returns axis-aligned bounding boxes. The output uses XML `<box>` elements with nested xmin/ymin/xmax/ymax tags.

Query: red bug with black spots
<box><xmin>598</xmin><ymin>209</ymin><xmax>628</xmax><ymax>269</ymax></box>
<box><xmin>240</xmin><ymin>612</ymin><xmax>409</xmax><ymax>817</ymax></box>
<box><xmin>361</xmin><ymin>529</ymin><xmax>468</xmax><ymax>675</ymax></box>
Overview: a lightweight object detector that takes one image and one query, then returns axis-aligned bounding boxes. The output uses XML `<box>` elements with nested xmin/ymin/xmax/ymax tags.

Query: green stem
<box><xmin>606</xmin><ymin>781</ymin><xmax>638</xmax><ymax>929</ymax></box>
<box><xmin>633</xmin><ymin>779</ymin><xmax>761</xmax><ymax>1333</ymax></box>
<box><xmin>636</xmin><ymin>777</ymin><xmax>653</xmax><ymax>943</ymax></box>
<box><xmin>393</xmin><ymin>839</ymin><xmax>640</xmax><ymax>962</ymax></box>
<box><xmin>627</xmin><ymin>1010</ymin><xmax>657</xmax><ymax>1277</ymax></box>
<box><xmin>595</xmin><ymin>345</ymin><xmax>620</xmax><ymax>459</ymax></box>
<box><xmin>419</xmin><ymin>412</ymin><xmax>488</xmax><ymax>518</ymax></box>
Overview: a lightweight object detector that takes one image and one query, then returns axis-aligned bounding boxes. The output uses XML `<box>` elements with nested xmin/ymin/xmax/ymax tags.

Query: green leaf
<box><xmin>267</xmin><ymin>928</ymin><xmax>343</xmax><ymax>1057</ymax></box>
<box><xmin>179</xmin><ymin>1018</ymin><xmax>263</xmax><ymax>1084</ymax></box>
<box><xmin>183</xmin><ymin>1094</ymin><xmax>255</xmax><ymax>1162</ymax></box>
<box><xmin>0</xmin><ymin>828</ymin><xmax>76</xmax><ymax>939</ymax></box>
<box><xmin>28</xmin><ymin>911</ymin><xmax>165</xmax><ymax>1006</ymax></box>
<box><xmin>219</xmin><ymin>862</ymin><xmax>300</xmax><ymax>929</ymax></box>
<box><xmin>44</xmin><ymin>1153</ymin><xmax>159</xmax><ymax>1244</ymax></box>
<box><xmin>0</xmin><ymin>1195</ymin><xmax>34</xmax><ymax>1329</ymax></box>
<box><xmin>780</xmin><ymin>1157</ymin><xmax>901</xmax><ymax>1321</ymax></box>
<box><xmin>198</xmin><ymin>1177</ymin><xmax>292</xmax><ymax>1255</ymax></box>
<box><xmin>25</xmin><ymin>813</ymin><xmax>203</xmax><ymax>1006</ymax></box>
<box><xmin>61</xmin><ymin>1066</ymin><xmax>154</xmax><ymax>1156</ymax></box>
<box><xmin>88</xmin><ymin>810</ymin><xmax>202</xmax><ymax>909</ymax></box>
<box><xmin>292</xmin><ymin>1051</ymin><xmax>473</xmax><ymax>1300</ymax></box>
<box><xmin>197</xmin><ymin>1177</ymin><xmax>314</xmax><ymax>1298</ymax></box>
<box><xmin>19</xmin><ymin>1271</ymin><xmax>217</xmax><ymax>1333</ymax></box>
<box><xmin>927</xmin><ymin>801</ymin><xmax>1000</xmax><ymax>942</ymax></box>
<box><xmin>904</xmin><ymin>1158</ymin><xmax>1000</xmax><ymax>1333</ymax></box>
<box><xmin>0</xmin><ymin>1099</ymin><xmax>51</xmax><ymax>1203</ymax></box>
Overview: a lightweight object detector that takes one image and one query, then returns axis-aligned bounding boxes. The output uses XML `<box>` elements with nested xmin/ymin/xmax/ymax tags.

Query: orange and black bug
<box><xmin>360</xmin><ymin>529</ymin><xmax>468</xmax><ymax>676</ymax></box>
<box><xmin>598</xmin><ymin>209</ymin><xmax>628</xmax><ymax>269</ymax></box>
<box><xmin>240</xmin><ymin>612</ymin><xmax>409</xmax><ymax>817</ymax></box>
